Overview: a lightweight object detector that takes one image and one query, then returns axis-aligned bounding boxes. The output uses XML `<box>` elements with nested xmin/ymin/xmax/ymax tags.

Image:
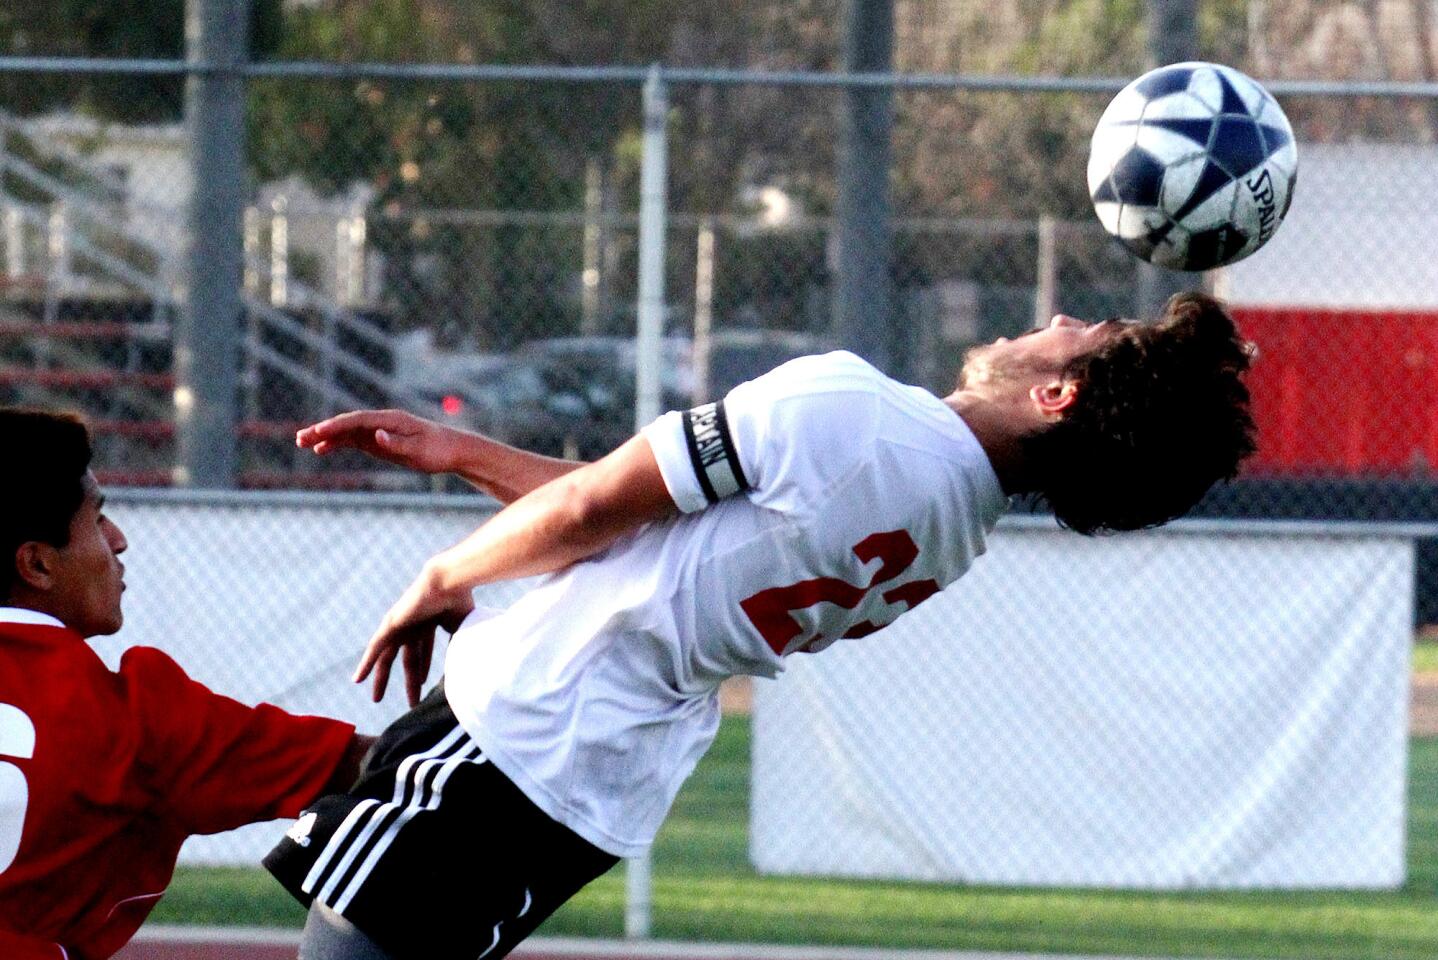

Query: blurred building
<box><xmin>1217</xmin><ymin>142</ymin><xmax>1438</xmax><ymax>476</ymax></box>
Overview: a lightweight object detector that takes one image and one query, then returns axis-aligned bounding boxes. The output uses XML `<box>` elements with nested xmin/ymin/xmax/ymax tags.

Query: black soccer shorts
<box><xmin>264</xmin><ymin>683</ymin><xmax>620</xmax><ymax>960</ymax></box>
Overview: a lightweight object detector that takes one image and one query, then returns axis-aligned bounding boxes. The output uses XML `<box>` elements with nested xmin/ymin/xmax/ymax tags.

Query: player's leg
<box><xmin>299</xmin><ymin>902</ymin><xmax>394</xmax><ymax>960</ymax></box>
<box><xmin>265</xmin><ymin>682</ymin><xmax>619</xmax><ymax>960</ymax></box>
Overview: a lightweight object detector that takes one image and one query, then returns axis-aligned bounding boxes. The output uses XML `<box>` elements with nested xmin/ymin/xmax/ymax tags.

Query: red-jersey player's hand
<box><xmin>298</xmin><ymin>409</ymin><xmax>464</xmax><ymax>475</ymax></box>
<box><xmin>355</xmin><ymin>565</ymin><xmax>474</xmax><ymax>706</ymax></box>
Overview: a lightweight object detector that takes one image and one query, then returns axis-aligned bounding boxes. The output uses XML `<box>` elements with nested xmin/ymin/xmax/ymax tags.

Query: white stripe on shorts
<box><xmin>300</xmin><ymin>798</ymin><xmax>381</xmax><ymax>897</ymax></box>
<box><xmin>331</xmin><ymin>740</ymin><xmax>487</xmax><ymax>913</ymax></box>
<box><xmin>302</xmin><ymin>724</ymin><xmax>469</xmax><ymax>899</ymax></box>
<box><xmin>316</xmin><ymin>728</ymin><xmax>474</xmax><ymax>906</ymax></box>
<box><xmin>476</xmin><ymin>887</ymin><xmax>533</xmax><ymax>960</ymax></box>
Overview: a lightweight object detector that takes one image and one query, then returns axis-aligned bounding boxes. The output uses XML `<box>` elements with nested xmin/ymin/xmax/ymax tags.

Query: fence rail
<box><xmin>7</xmin><ymin>54</ymin><xmax>1438</xmax><ymax>97</ymax></box>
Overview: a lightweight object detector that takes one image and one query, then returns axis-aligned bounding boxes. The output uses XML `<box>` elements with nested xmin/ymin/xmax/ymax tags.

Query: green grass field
<box><xmin>1412</xmin><ymin>641</ymin><xmax>1438</xmax><ymax>674</ymax></box>
<box><xmin>160</xmin><ymin>719</ymin><xmax>1438</xmax><ymax>960</ymax></box>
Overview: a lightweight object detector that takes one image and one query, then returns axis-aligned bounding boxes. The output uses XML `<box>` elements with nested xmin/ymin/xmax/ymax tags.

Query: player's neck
<box><xmin>2</xmin><ymin>591</ymin><xmax>81</xmax><ymax>637</ymax></box>
<box><xmin>944</xmin><ymin>391</ymin><xmax>1035</xmax><ymax>496</ymax></box>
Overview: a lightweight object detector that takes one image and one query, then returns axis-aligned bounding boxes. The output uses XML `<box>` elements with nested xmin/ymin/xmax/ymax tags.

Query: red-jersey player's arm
<box><xmin>0</xmin><ymin>928</ymin><xmax>68</xmax><ymax>960</ymax></box>
<box><xmin>123</xmin><ymin>647</ymin><xmax>365</xmax><ymax>834</ymax></box>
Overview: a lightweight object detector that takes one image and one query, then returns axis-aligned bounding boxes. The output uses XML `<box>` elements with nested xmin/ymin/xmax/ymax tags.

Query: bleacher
<box><xmin>0</xmin><ymin>114</ymin><xmax>423</xmax><ymax>491</ymax></box>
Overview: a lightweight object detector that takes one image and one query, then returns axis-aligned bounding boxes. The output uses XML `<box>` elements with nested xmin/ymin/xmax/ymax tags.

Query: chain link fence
<box><xmin>5</xmin><ymin>48</ymin><xmax>1438</xmax><ymax>959</ymax></box>
<box><xmin>102</xmin><ymin>490</ymin><xmax>1431</xmax><ymax>960</ymax></box>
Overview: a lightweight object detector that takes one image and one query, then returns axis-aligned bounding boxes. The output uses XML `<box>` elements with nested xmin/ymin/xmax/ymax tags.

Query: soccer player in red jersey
<box><xmin>0</xmin><ymin>408</ymin><xmax>374</xmax><ymax>960</ymax></box>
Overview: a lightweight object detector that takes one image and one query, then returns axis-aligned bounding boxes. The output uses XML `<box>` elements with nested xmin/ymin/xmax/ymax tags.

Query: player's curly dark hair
<box><xmin>1020</xmin><ymin>291</ymin><xmax>1256</xmax><ymax>535</ymax></box>
<box><xmin>0</xmin><ymin>408</ymin><xmax>93</xmax><ymax>601</ymax></box>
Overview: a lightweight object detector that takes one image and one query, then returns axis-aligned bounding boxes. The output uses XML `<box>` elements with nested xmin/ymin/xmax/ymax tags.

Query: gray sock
<box><xmin>298</xmin><ymin>901</ymin><xmax>395</xmax><ymax>960</ymax></box>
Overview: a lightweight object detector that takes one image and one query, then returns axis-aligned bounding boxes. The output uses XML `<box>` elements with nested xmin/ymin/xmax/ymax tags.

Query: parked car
<box><xmin>413</xmin><ymin>330</ymin><xmax>833</xmax><ymax>460</ymax></box>
<box><xmin>698</xmin><ymin>329</ymin><xmax>834</xmax><ymax>401</ymax></box>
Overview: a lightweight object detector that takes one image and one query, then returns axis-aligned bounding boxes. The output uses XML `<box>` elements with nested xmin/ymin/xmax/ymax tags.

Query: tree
<box><xmin>247</xmin><ymin>0</ymin><xmax>836</xmax><ymax>347</ymax></box>
<box><xmin>1249</xmin><ymin>0</ymin><xmax>1438</xmax><ymax>142</ymax></box>
<box><xmin>0</xmin><ymin>0</ymin><xmax>281</xmax><ymax>122</ymax></box>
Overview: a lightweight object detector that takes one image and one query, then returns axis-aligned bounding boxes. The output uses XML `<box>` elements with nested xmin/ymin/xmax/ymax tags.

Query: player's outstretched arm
<box><xmin>297</xmin><ymin>409</ymin><xmax>583</xmax><ymax>504</ymax></box>
<box><xmin>356</xmin><ymin>433</ymin><xmax>679</xmax><ymax>704</ymax></box>
<box><xmin>321</xmin><ymin>733</ymin><xmax>377</xmax><ymax>794</ymax></box>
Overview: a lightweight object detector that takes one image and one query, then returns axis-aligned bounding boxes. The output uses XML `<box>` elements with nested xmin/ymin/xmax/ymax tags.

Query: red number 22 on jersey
<box><xmin>739</xmin><ymin>529</ymin><xmax>940</xmax><ymax>655</ymax></box>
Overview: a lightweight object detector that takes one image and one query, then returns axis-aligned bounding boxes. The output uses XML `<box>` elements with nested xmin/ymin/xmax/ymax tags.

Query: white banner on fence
<box><xmin>99</xmin><ymin>492</ymin><xmax>507</xmax><ymax>866</ymax></box>
<box><xmin>752</xmin><ymin>523</ymin><xmax>1414</xmax><ymax>890</ymax></box>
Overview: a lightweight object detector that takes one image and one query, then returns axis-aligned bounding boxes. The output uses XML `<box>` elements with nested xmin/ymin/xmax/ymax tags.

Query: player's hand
<box><xmin>297</xmin><ymin>409</ymin><xmax>463</xmax><ymax>475</ymax></box>
<box><xmin>355</xmin><ymin>564</ymin><xmax>475</xmax><ymax>706</ymax></box>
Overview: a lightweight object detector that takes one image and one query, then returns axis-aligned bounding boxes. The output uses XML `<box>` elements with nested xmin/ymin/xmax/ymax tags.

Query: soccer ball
<box><xmin>1087</xmin><ymin>61</ymin><xmax>1298</xmax><ymax>271</ymax></box>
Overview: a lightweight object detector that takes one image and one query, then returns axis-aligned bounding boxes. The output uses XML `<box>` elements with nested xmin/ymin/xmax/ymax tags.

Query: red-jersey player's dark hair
<box><xmin>0</xmin><ymin>408</ymin><xmax>93</xmax><ymax>602</ymax></box>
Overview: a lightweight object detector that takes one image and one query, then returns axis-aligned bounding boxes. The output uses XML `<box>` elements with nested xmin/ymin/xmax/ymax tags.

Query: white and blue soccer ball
<box><xmin>1087</xmin><ymin>61</ymin><xmax>1298</xmax><ymax>272</ymax></box>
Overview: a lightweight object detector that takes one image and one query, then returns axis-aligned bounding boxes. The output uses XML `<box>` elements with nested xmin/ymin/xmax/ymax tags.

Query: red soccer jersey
<box><xmin>0</xmin><ymin>610</ymin><xmax>355</xmax><ymax>960</ymax></box>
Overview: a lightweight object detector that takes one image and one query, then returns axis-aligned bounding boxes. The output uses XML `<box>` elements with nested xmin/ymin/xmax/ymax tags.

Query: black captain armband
<box><xmin>682</xmin><ymin>400</ymin><xmax>751</xmax><ymax>504</ymax></box>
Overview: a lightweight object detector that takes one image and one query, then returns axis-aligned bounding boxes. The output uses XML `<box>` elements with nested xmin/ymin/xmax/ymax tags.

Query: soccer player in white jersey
<box><xmin>266</xmin><ymin>292</ymin><xmax>1257</xmax><ymax>960</ymax></box>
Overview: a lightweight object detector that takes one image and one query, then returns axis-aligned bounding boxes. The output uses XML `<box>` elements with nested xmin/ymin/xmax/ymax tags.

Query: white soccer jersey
<box><xmin>444</xmin><ymin>351</ymin><xmax>1008</xmax><ymax>856</ymax></box>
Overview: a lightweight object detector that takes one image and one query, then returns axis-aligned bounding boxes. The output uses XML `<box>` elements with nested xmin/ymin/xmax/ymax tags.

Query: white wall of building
<box><xmin>1216</xmin><ymin>142</ymin><xmax>1438</xmax><ymax>310</ymax></box>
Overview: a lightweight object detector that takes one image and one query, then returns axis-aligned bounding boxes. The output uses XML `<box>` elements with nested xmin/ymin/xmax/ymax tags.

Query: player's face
<box><xmin>959</xmin><ymin>314</ymin><xmax>1123</xmax><ymax>388</ymax></box>
<box><xmin>45</xmin><ymin>473</ymin><xmax>128</xmax><ymax>638</ymax></box>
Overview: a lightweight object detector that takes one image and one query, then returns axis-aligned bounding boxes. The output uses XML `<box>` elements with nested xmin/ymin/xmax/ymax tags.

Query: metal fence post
<box><xmin>1137</xmin><ymin>0</ymin><xmax>1198</xmax><ymax>317</ymax></box>
<box><xmin>44</xmin><ymin>201</ymin><xmax>68</xmax><ymax>326</ymax></box>
<box><xmin>834</xmin><ymin>0</ymin><xmax>896</xmax><ymax>375</ymax></box>
<box><xmin>178</xmin><ymin>0</ymin><xmax>248</xmax><ymax>488</ymax></box>
<box><xmin>692</xmin><ymin>217</ymin><xmax>717</xmax><ymax>404</ymax></box>
<box><xmin>3</xmin><ymin>207</ymin><xmax>22</xmax><ymax>281</ymax></box>
<box><xmin>1034</xmin><ymin>214</ymin><xmax>1057</xmax><ymax>328</ymax></box>
<box><xmin>634</xmin><ymin>66</ymin><xmax>668</xmax><ymax>434</ymax></box>
<box><xmin>269</xmin><ymin>194</ymin><xmax>288</xmax><ymax>308</ymax></box>
<box><xmin>582</xmin><ymin>158</ymin><xmax>604</xmax><ymax>335</ymax></box>
<box><xmin>336</xmin><ymin>210</ymin><xmax>367</xmax><ymax>308</ymax></box>
<box><xmin>626</xmin><ymin>63</ymin><xmax>668</xmax><ymax>943</ymax></box>
<box><xmin>0</xmin><ymin>110</ymin><xmax>20</xmax><ymax>284</ymax></box>
<box><xmin>0</xmin><ymin>115</ymin><xmax>11</xmax><ymax>282</ymax></box>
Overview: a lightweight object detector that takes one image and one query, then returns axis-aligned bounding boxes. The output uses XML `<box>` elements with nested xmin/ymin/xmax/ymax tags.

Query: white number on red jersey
<box><xmin>0</xmin><ymin>703</ymin><xmax>36</xmax><ymax>874</ymax></box>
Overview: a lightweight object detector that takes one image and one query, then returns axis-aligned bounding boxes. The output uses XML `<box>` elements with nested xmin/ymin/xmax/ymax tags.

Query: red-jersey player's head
<box><xmin>0</xmin><ymin>408</ymin><xmax>128</xmax><ymax>637</ymax></box>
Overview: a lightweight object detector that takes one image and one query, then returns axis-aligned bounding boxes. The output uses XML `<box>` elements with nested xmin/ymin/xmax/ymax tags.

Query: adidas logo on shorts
<box><xmin>286</xmin><ymin>812</ymin><xmax>319</xmax><ymax>848</ymax></box>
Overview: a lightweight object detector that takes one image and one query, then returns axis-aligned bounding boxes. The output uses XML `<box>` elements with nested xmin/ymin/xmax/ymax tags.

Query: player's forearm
<box><xmin>427</xmin><ymin>476</ymin><xmax>642</xmax><ymax>589</ymax></box>
<box><xmin>447</xmin><ymin>430</ymin><xmax>585</xmax><ymax>504</ymax></box>
<box><xmin>428</xmin><ymin>440</ymin><xmax>677</xmax><ymax>590</ymax></box>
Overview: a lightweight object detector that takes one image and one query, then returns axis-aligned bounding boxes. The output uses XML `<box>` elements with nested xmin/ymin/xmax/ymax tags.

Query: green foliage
<box><xmin>0</xmin><ymin>126</ymin><xmax>103</xmax><ymax>204</ymax></box>
<box><xmin>712</xmin><ymin>229</ymin><xmax>828</xmax><ymax>333</ymax></box>
<box><xmin>246</xmin><ymin>0</ymin><xmax>691</xmax><ymax>345</ymax></box>
<box><xmin>1199</xmin><ymin>0</ymin><xmax>1253</xmax><ymax>62</ymax></box>
<box><xmin>897</xmin><ymin>0</ymin><xmax>1252</xmax><ymax>223</ymax></box>
<box><xmin>1012</xmin><ymin>0</ymin><xmax>1149</xmax><ymax>75</ymax></box>
<box><xmin>0</xmin><ymin>0</ymin><xmax>280</xmax><ymax>122</ymax></box>
<box><xmin>1414</xmin><ymin>643</ymin><xmax>1438</xmax><ymax>674</ymax></box>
